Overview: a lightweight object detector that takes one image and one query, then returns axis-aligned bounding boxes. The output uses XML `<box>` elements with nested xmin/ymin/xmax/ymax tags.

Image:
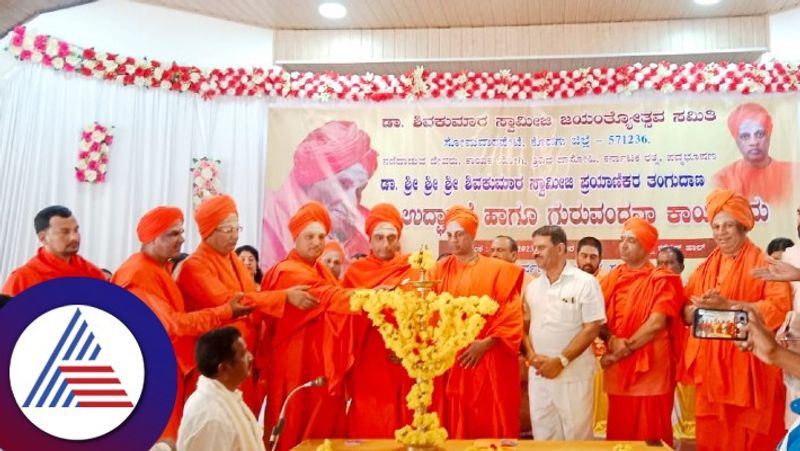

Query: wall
<box><xmin>769</xmin><ymin>6</ymin><xmax>800</xmax><ymax>63</ymax></box>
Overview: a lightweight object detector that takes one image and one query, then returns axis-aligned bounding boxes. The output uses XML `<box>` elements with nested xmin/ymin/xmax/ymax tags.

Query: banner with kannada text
<box><xmin>262</xmin><ymin>95</ymin><xmax>800</xmax><ymax>277</ymax></box>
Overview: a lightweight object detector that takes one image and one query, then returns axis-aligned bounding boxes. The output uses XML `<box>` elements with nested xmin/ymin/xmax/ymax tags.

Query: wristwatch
<box><xmin>558</xmin><ymin>354</ymin><xmax>570</xmax><ymax>367</ymax></box>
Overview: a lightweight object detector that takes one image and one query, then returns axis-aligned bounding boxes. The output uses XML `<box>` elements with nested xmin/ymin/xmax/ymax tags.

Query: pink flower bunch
<box><xmin>191</xmin><ymin>157</ymin><xmax>221</xmax><ymax>206</ymax></box>
<box><xmin>75</xmin><ymin>122</ymin><xmax>113</xmax><ymax>184</ymax></box>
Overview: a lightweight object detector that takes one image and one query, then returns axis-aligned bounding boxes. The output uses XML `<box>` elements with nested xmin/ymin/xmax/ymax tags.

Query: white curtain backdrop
<box><xmin>0</xmin><ymin>63</ymin><xmax>268</xmax><ymax>280</ymax></box>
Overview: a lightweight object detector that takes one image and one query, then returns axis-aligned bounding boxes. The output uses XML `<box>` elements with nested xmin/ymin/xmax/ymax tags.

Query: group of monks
<box><xmin>1</xmin><ymin>187</ymin><xmax>792</xmax><ymax>451</ymax></box>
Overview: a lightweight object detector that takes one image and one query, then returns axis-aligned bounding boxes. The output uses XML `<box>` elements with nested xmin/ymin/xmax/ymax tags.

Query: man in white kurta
<box><xmin>526</xmin><ymin>226</ymin><xmax>605</xmax><ymax>440</ymax></box>
<box><xmin>177</xmin><ymin>327</ymin><xmax>265</xmax><ymax>451</ymax></box>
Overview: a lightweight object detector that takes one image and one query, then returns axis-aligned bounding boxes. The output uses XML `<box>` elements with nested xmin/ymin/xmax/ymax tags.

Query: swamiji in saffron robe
<box><xmin>684</xmin><ymin>239</ymin><xmax>790</xmax><ymax>451</ymax></box>
<box><xmin>601</xmin><ymin>261</ymin><xmax>684</xmax><ymax>446</ymax></box>
<box><xmin>683</xmin><ymin>189</ymin><xmax>791</xmax><ymax>451</ymax></box>
<box><xmin>429</xmin><ymin>254</ymin><xmax>523</xmax><ymax>439</ymax></box>
<box><xmin>177</xmin><ymin>195</ymin><xmax>286</xmax><ymax>413</ymax></box>
<box><xmin>343</xmin><ymin>252</ymin><xmax>418</xmax><ymax>438</ymax></box>
<box><xmin>114</xmin><ymin>206</ymin><xmax>237</xmax><ymax>441</ymax></box>
<box><xmin>258</xmin><ymin>201</ymin><xmax>357</xmax><ymax>451</ymax></box>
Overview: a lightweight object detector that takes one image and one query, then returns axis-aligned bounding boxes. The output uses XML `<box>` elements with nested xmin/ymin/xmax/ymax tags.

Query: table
<box><xmin>293</xmin><ymin>439</ymin><xmax>673</xmax><ymax>451</ymax></box>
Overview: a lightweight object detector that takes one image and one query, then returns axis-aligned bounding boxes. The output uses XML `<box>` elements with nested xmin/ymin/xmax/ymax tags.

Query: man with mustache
<box><xmin>576</xmin><ymin>236</ymin><xmax>606</xmax><ymax>279</ymax></box>
<box><xmin>526</xmin><ymin>225</ymin><xmax>605</xmax><ymax>440</ymax></box>
<box><xmin>113</xmin><ymin>206</ymin><xmax>253</xmax><ymax>442</ymax></box>
<box><xmin>2</xmin><ymin>205</ymin><xmax>104</xmax><ymax>295</ymax></box>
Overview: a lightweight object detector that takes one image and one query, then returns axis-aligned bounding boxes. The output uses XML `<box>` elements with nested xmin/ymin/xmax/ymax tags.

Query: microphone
<box><xmin>268</xmin><ymin>376</ymin><xmax>326</xmax><ymax>451</ymax></box>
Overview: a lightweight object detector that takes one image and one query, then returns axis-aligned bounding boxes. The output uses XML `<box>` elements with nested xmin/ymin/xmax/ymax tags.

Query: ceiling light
<box><xmin>694</xmin><ymin>0</ymin><xmax>721</xmax><ymax>5</ymax></box>
<box><xmin>319</xmin><ymin>2</ymin><xmax>347</xmax><ymax>19</ymax></box>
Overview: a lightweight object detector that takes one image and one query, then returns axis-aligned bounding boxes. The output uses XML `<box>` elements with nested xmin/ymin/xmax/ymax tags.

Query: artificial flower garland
<box><xmin>350</xmin><ymin>248</ymin><xmax>499</xmax><ymax>448</ymax></box>
<box><xmin>190</xmin><ymin>157</ymin><xmax>221</xmax><ymax>206</ymax></box>
<box><xmin>6</xmin><ymin>26</ymin><xmax>799</xmax><ymax>102</ymax></box>
<box><xmin>76</xmin><ymin>122</ymin><xmax>112</xmax><ymax>184</ymax></box>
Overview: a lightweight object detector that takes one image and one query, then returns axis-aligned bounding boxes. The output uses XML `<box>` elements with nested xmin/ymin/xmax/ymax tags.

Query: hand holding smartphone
<box><xmin>693</xmin><ymin>308</ymin><xmax>749</xmax><ymax>341</ymax></box>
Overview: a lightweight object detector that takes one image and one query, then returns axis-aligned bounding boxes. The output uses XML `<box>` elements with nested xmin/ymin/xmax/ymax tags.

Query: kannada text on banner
<box><xmin>262</xmin><ymin>95</ymin><xmax>799</xmax><ymax>276</ymax></box>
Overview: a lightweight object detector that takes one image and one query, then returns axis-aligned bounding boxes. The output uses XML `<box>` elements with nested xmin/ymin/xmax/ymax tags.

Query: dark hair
<box><xmin>196</xmin><ymin>326</ymin><xmax>241</xmax><ymax>378</ymax></box>
<box><xmin>0</xmin><ymin>295</ymin><xmax>12</xmax><ymax>309</ymax></box>
<box><xmin>494</xmin><ymin>235</ymin><xmax>518</xmax><ymax>253</ymax></box>
<box><xmin>532</xmin><ymin>225</ymin><xmax>567</xmax><ymax>246</ymax></box>
<box><xmin>576</xmin><ymin>236</ymin><xmax>603</xmax><ymax>257</ymax></box>
<box><xmin>659</xmin><ymin>246</ymin><xmax>685</xmax><ymax>266</ymax></box>
<box><xmin>34</xmin><ymin>205</ymin><xmax>72</xmax><ymax>233</ymax></box>
<box><xmin>767</xmin><ymin>237</ymin><xmax>795</xmax><ymax>256</ymax></box>
<box><xmin>236</xmin><ymin>245</ymin><xmax>263</xmax><ymax>284</ymax></box>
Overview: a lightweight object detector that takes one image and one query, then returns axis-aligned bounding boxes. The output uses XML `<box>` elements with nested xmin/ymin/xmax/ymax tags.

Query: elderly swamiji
<box><xmin>320</xmin><ymin>240</ymin><xmax>346</xmax><ymax>279</ymax></box>
<box><xmin>599</xmin><ymin>218</ymin><xmax>684</xmax><ymax>447</ymax></box>
<box><xmin>428</xmin><ymin>205</ymin><xmax>524</xmax><ymax>439</ymax></box>
<box><xmin>261</xmin><ymin>121</ymin><xmax>379</xmax><ymax>266</ymax></box>
<box><xmin>260</xmin><ymin>201</ymin><xmax>358</xmax><ymax>451</ymax></box>
<box><xmin>113</xmin><ymin>206</ymin><xmax>252</xmax><ymax>441</ymax></box>
<box><xmin>177</xmin><ymin>195</ymin><xmax>316</xmax><ymax>413</ymax></box>
<box><xmin>3</xmin><ymin>205</ymin><xmax>104</xmax><ymax>295</ymax></box>
<box><xmin>712</xmin><ymin>102</ymin><xmax>796</xmax><ymax>204</ymax></box>
<box><xmin>343</xmin><ymin>203</ymin><xmax>419</xmax><ymax>438</ymax></box>
<box><xmin>682</xmin><ymin>189</ymin><xmax>791</xmax><ymax>451</ymax></box>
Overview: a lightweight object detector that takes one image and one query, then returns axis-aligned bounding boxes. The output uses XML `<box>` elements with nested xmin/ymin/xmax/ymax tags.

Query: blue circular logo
<box><xmin>0</xmin><ymin>277</ymin><xmax>177</xmax><ymax>451</ymax></box>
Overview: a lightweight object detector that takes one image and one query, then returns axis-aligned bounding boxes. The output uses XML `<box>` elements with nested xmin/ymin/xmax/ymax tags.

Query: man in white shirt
<box><xmin>177</xmin><ymin>327</ymin><xmax>265</xmax><ymax>451</ymax></box>
<box><xmin>526</xmin><ymin>225</ymin><xmax>606</xmax><ymax>440</ymax></box>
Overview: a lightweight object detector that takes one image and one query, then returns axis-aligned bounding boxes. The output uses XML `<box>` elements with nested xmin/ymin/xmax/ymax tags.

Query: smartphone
<box><xmin>692</xmin><ymin>308</ymin><xmax>749</xmax><ymax>341</ymax></box>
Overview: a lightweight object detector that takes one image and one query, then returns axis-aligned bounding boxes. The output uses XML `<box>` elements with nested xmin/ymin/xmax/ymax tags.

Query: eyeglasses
<box><xmin>215</xmin><ymin>225</ymin><xmax>243</xmax><ymax>234</ymax></box>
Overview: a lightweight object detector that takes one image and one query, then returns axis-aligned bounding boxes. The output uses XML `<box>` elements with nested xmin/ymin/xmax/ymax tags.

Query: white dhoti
<box><xmin>529</xmin><ymin>370</ymin><xmax>594</xmax><ymax>440</ymax></box>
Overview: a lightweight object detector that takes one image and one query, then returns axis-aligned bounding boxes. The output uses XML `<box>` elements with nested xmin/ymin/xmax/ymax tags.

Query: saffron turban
<box><xmin>444</xmin><ymin>205</ymin><xmax>479</xmax><ymax>238</ymax></box>
<box><xmin>365</xmin><ymin>203</ymin><xmax>404</xmax><ymax>238</ymax></box>
<box><xmin>323</xmin><ymin>240</ymin><xmax>345</xmax><ymax>258</ymax></box>
<box><xmin>706</xmin><ymin>189</ymin><xmax>755</xmax><ymax>231</ymax></box>
<box><xmin>623</xmin><ymin>217</ymin><xmax>658</xmax><ymax>253</ymax></box>
<box><xmin>137</xmin><ymin>206</ymin><xmax>183</xmax><ymax>244</ymax></box>
<box><xmin>288</xmin><ymin>201</ymin><xmax>331</xmax><ymax>240</ymax></box>
<box><xmin>195</xmin><ymin>195</ymin><xmax>238</xmax><ymax>239</ymax></box>
<box><xmin>290</xmin><ymin>120</ymin><xmax>379</xmax><ymax>187</ymax></box>
<box><xmin>727</xmin><ymin>102</ymin><xmax>773</xmax><ymax>138</ymax></box>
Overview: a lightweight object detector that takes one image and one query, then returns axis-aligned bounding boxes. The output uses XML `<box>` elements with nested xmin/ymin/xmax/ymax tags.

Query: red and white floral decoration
<box><xmin>191</xmin><ymin>158</ymin><xmax>221</xmax><ymax>206</ymax></box>
<box><xmin>76</xmin><ymin>122</ymin><xmax>113</xmax><ymax>184</ymax></box>
<box><xmin>6</xmin><ymin>26</ymin><xmax>800</xmax><ymax>102</ymax></box>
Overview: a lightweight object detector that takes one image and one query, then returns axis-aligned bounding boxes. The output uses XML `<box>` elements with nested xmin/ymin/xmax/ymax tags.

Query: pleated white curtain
<box><xmin>0</xmin><ymin>63</ymin><xmax>269</xmax><ymax>279</ymax></box>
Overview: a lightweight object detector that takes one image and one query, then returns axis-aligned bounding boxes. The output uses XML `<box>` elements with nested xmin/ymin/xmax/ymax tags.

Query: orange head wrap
<box><xmin>291</xmin><ymin>120</ymin><xmax>379</xmax><ymax>187</ymax></box>
<box><xmin>623</xmin><ymin>217</ymin><xmax>659</xmax><ymax>253</ymax></box>
<box><xmin>195</xmin><ymin>195</ymin><xmax>238</xmax><ymax>240</ymax></box>
<box><xmin>288</xmin><ymin>201</ymin><xmax>331</xmax><ymax>240</ymax></box>
<box><xmin>323</xmin><ymin>240</ymin><xmax>345</xmax><ymax>258</ymax></box>
<box><xmin>727</xmin><ymin>102</ymin><xmax>773</xmax><ymax>139</ymax></box>
<box><xmin>444</xmin><ymin>205</ymin><xmax>478</xmax><ymax>238</ymax></box>
<box><xmin>365</xmin><ymin>203</ymin><xmax>404</xmax><ymax>238</ymax></box>
<box><xmin>137</xmin><ymin>206</ymin><xmax>183</xmax><ymax>244</ymax></box>
<box><xmin>705</xmin><ymin>189</ymin><xmax>755</xmax><ymax>231</ymax></box>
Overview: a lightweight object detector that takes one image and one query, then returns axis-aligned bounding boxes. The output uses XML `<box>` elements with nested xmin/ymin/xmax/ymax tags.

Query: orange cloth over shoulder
<box><xmin>2</xmin><ymin>247</ymin><xmax>105</xmax><ymax>296</ymax></box>
<box><xmin>682</xmin><ymin>189</ymin><xmax>791</xmax><ymax>451</ymax></box>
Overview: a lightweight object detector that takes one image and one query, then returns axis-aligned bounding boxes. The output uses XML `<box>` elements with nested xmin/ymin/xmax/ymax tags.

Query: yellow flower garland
<box><xmin>350</xmin><ymin>274</ymin><xmax>499</xmax><ymax>448</ymax></box>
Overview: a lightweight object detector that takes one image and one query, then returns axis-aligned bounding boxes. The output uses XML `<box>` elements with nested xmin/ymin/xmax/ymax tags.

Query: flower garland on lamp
<box><xmin>350</xmin><ymin>247</ymin><xmax>499</xmax><ymax>450</ymax></box>
<box><xmin>75</xmin><ymin>122</ymin><xmax>113</xmax><ymax>184</ymax></box>
<box><xmin>6</xmin><ymin>26</ymin><xmax>799</xmax><ymax>102</ymax></box>
<box><xmin>190</xmin><ymin>157</ymin><xmax>221</xmax><ymax>206</ymax></box>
